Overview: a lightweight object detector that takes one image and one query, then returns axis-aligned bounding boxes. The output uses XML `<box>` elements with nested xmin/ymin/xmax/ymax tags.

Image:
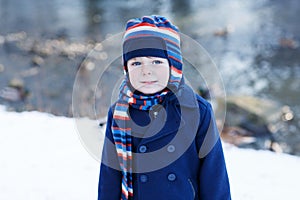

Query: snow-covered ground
<box><xmin>1</xmin><ymin>105</ymin><xmax>299</xmax><ymax>200</ymax></box>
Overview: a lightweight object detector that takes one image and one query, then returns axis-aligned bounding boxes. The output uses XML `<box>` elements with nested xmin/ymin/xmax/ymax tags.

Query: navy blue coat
<box><xmin>98</xmin><ymin>84</ymin><xmax>231</xmax><ymax>199</ymax></box>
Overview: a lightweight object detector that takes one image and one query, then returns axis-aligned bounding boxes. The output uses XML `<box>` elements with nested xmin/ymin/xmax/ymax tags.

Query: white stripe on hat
<box><xmin>124</xmin><ymin>26</ymin><xmax>180</xmax><ymax>41</ymax></box>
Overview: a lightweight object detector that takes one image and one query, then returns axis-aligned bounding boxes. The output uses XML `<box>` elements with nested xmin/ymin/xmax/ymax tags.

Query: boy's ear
<box><xmin>123</xmin><ymin>65</ymin><xmax>128</xmax><ymax>73</ymax></box>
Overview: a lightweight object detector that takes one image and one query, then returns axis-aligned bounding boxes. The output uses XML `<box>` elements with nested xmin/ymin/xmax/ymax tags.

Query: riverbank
<box><xmin>0</xmin><ymin>29</ymin><xmax>299</xmax><ymax>157</ymax></box>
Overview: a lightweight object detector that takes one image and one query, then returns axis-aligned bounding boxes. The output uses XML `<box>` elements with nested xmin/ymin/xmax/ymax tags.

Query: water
<box><xmin>0</xmin><ymin>0</ymin><xmax>299</xmax><ymax>154</ymax></box>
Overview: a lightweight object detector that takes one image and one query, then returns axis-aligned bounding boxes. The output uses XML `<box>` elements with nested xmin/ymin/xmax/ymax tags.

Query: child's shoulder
<box><xmin>179</xmin><ymin>83</ymin><xmax>211</xmax><ymax>110</ymax></box>
<box><xmin>195</xmin><ymin>93</ymin><xmax>211</xmax><ymax>109</ymax></box>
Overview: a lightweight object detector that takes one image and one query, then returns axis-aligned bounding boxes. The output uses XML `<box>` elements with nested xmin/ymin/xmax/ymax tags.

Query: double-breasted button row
<box><xmin>139</xmin><ymin>173</ymin><xmax>177</xmax><ymax>183</ymax></box>
<box><xmin>139</xmin><ymin>145</ymin><xmax>175</xmax><ymax>153</ymax></box>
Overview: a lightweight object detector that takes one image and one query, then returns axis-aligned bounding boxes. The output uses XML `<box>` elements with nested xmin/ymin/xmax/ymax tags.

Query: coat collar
<box><xmin>174</xmin><ymin>83</ymin><xmax>199</xmax><ymax>109</ymax></box>
<box><xmin>131</xmin><ymin>83</ymin><xmax>198</xmax><ymax>144</ymax></box>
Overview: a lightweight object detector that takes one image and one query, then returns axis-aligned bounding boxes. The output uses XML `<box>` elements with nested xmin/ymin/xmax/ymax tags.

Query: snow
<box><xmin>0</xmin><ymin>106</ymin><xmax>99</xmax><ymax>200</ymax></box>
<box><xmin>1</xmin><ymin>105</ymin><xmax>300</xmax><ymax>199</ymax></box>
<box><xmin>224</xmin><ymin>145</ymin><xmax>300</xmax><ymax>199</ymax></box>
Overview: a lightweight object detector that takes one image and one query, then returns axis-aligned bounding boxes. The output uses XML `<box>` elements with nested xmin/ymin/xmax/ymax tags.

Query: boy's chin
<box><xmin>136</xmin><ymin>87</ymin><xmax>165</xmax><ymax>95</ymax></box>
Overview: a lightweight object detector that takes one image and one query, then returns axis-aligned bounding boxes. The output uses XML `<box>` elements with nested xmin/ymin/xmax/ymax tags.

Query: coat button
<box><xmin>167</xmin><ymin>173</ymin><xmax>176</xmax><ymax>181</ymax></box>
<box><xmin>139</xmin><ymin>145</ymin><xmax>147</xmax><ymax>153</ymax></box>
<box><xmin>167</xmin><ymin>145</ymin><xmax>175</xmax><ymax>153</ymax></box>
<box><xmin>140</xmin><ymin>174</ymin><xmax>148</xmax><ymax>183</ymax></box>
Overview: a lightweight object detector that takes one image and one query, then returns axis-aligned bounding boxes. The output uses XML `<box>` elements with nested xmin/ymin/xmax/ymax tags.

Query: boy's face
<box><xmin>127</xmin><ymin>56</ymin><xmax>170</xmax><ymax>94</ymax></box>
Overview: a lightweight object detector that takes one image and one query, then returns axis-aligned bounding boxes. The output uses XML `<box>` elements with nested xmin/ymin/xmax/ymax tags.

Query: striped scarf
<box><xmin>112</xmin><ymin>15</ymin><xmax>183</xmax><ymax>200</ymax></box>
<box><xmin>112</xmin><ymin>79</ymin><xmax>169</xmax><ymax>199</ymax></box>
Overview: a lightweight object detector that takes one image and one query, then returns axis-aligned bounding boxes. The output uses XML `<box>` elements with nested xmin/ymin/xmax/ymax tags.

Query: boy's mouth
<box><xmin>141</xmin><ymin>81</ymin><xmax>157</xmax><ymax>84</ymax></box>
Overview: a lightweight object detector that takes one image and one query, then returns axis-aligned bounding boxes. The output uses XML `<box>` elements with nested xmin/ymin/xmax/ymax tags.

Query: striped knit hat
<box><xmin>122</xmin><ymin>15</ymin><xmax>183</xmax><ymax>91</ymax></box>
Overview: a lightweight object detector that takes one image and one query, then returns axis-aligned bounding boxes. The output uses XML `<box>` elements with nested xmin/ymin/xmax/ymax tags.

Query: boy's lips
<box><xmin>140</xmin><ymin>81</ymin><xmax>157</xmax><ymax>84</ymax></box>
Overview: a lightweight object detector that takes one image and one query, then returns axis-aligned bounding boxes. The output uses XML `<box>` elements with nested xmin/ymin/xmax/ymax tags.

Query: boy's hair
<box><xmin>122</xmin><ymin>15</ymin><xmax>183</xmax><ymax>91</ymax></box>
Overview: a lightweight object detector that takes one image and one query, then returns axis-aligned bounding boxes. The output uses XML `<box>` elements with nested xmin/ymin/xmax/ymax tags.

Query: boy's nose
<box><xmin>141</xmin><ymin>64</ymin><xmax>152</xmax><ymax>75</ymax></box>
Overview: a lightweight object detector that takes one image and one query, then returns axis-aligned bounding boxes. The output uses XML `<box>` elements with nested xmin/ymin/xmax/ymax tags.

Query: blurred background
<box><xmin>0</xmin><ymin>0</ymin><xmax>299</xmax><ymax>155</ymax></box>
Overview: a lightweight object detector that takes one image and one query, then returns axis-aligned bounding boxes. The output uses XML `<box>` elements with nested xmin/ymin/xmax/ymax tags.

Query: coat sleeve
<box><xmin>197</xmin><ymin>102</ymin><xmax>231</xmax><ymax>200</ymax></box>
<box><xmin>98</xmin><ymin>108</ymin><xmax>122</xmax><ymax>200</ymax></box>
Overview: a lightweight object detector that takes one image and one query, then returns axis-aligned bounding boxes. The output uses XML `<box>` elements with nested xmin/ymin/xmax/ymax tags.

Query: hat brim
<box><xmin>123</xmin><ymin>36</ymin><xmax>168</xmax><ymax>66</ymax></box>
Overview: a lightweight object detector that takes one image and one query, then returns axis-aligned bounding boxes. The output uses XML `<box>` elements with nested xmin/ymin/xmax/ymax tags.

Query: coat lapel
<box><xmin>139</xmin><ymin>84</ymin><xmax>198</xmax><ymax>144</ymax></box>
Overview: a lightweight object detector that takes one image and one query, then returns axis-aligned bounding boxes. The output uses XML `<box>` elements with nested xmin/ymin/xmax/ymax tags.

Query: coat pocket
<box><xmin>188</xmin><ymin>179</ymin><xmax>195</xmax><ymax>199</ymax></box>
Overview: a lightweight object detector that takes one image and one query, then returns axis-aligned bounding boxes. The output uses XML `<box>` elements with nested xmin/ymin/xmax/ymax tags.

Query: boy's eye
<box><xmin>152</xmin><ymin>60</ymin><xmax>163</xmax><ymax>64</ymax></box>
<box><xmin>131</xmin><ymin>61</ymin><xmax>141</xmax><ymax>66</ymax></box>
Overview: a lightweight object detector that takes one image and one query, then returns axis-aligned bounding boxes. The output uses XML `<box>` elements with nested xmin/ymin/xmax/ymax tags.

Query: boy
<box><xmin>98</xmin><ymin>15</ymin><xmax>231</xmax><ymax>200</ymax></box>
